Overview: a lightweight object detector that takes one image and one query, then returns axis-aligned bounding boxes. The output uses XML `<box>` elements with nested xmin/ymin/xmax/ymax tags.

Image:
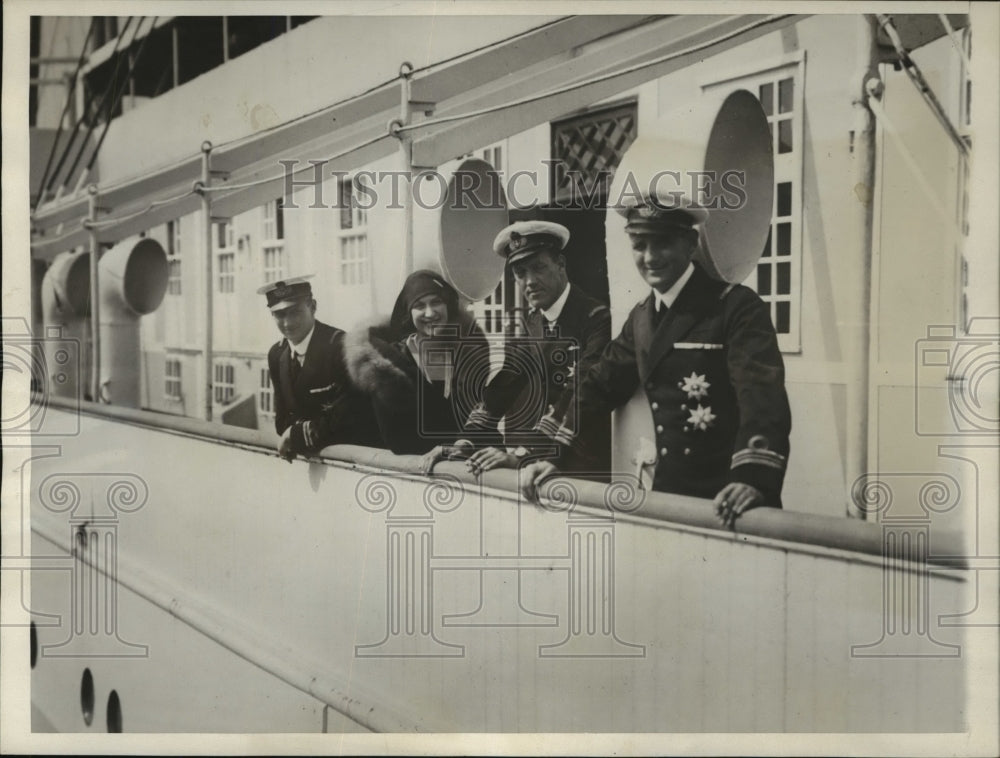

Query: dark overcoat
<box><xmin>465</xmin><ymin>284</ymin><xmax>612</xmax><ymax>473</ymax></box>
<box><xmin>267</xmin><ymin>320</ymin><xmax>382</xmax><ymax>454</ymax></box>
<box><xmin>345</xmin><ymin>319</ymin><xmax>503</xmax><ymax>456</ymax></box>
<box><xmin>571</xmin><ymin>264</ymin><xmax>792</xmax><ymax>505</ymax></box>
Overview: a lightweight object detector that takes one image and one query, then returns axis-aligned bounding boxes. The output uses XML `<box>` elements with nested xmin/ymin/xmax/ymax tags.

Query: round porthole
<box><xmin>106</xmin><ymin>690</ymin><xmax>122</xmax><ymax>733</ymax></box>
<box><xmin>30</xmin><ymin>621</ymin><xmax>37</xmax><ymax>669</ymax></box>
<box><xmin>80</xmin><ymin>668</ymin><xmax>95</xmax><ymax>726</ymax></box>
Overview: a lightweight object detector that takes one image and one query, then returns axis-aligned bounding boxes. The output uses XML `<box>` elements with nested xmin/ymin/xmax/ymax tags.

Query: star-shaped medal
<box><xmin>680</xmin><ymin>372</ymin><xmax>711</xmax><ymax>400</ymax></box>
<box><xmin>686</xmin><ymin>404</ymin><xmax>716</xmax><ymax>431</ymax></box>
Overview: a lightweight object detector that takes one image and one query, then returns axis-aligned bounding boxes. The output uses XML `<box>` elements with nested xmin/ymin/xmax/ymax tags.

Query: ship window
<box><xmin>165</xmin><ymin>359</ymin><xmax>183</xmax><ymax>401</ymax></box>
<box><xmin>262</xmin><ymin>198</ymin><xmax>284</xmax><ymax>240</ymax></box>
<box><xmin>258</xmin><ymin>367</ymin><xmax>274</xmax><ymax>424</ymax></box>
<box><xmin>213</xmin><ymin>362</ymin><xmax>235</xmax><ymax>405</ymax></box>
<box><xmin>215</xmin><ymin>220</ymin><xmax>236</xmax><ymax>293</ymax></box>
<box><xmin>218</xmin><ymin>253</ymin><xmax>235</xmax><ymax>293</ymax></box>
<box><xmin>337</xmin><ymin>178</ymin><xmax>369</xmax><ymax>286</ymax></box>
<box><xmin>705</xmin><ymin>56</ymin><xmax>805</xmax><ymax>352</ymax></box>
<box><xmin>166</xmin><ymin>220</ymin><xmax>182</xmax><ymax>295</ymax></box>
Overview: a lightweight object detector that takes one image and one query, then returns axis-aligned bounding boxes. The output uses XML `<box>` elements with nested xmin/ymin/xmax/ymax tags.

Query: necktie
<box><xmin>653</xmin><ymin>302</ymin><xmax>668</xmax><ymax>328</ymax></box>
<box><xmin>290</xmin><ymin>350</ymin><xmax>302</xmax><ymax>383</ymax></box>
<box><xmin>543</xmin><ymin>318</ymin><xmax>557</xmax><ymax>338</ymax></box>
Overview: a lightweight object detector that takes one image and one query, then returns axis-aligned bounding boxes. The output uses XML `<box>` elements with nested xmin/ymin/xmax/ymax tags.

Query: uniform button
<box><xmin>684</xmin><ymin>448</ymin><xmax>691</xmax><ymax>455</ymax></box>
<box><xmin>683</xmin><ymin>426</ymin><xmax>690</xmax><ymax>433</ymax></box>
<box><xmin>660</xmin><ymin>447</ymin><xmax>668</xmax><ymax>456</ymax></box>
<box><xmin>680</xmin><ymin>403</ymin><xmax>687</xmax><ymax>410</ymax></box>
<box><xmin>656</xmin><ymin>425</ymin><xmax>664</xmax><ymax>433</ymax></box>
<box><xmin>650</xmin><ymin>402</ymin><xmax>659</xmax><ymax>411</ymax></box>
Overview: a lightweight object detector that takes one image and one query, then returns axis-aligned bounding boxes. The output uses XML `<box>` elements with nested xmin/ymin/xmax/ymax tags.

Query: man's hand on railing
<box><xmin>277</xmin><ymin>427</ymin><xmax>295</xmax><ymax>462</ymax></box>
<box><xmin>418</xmin><ymin>440</ymin><xmax>475</xmax><ymax>475</ymax></box>
<box><xmin>713</xmin><ymin>481</ymin><xmax>764</xmax><ymax>528</ymax></box>
<box><xmin>466</xmin><ymin>446</ymin><xmax>518</xmax><ymax>477</ymax></box>
<box><xmin>520</xmin><ymin>461</ymin><xmax>559</xmax><ymax>503</ymax></box>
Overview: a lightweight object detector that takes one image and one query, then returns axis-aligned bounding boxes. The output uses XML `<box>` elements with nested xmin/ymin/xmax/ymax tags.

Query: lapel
<box><xmin>555</xmin><ymin>285</ymin><xmax>583</xmax><ymax>336</ymax></box>
<box><xmin>642</xmin><ymin>266</ymin><xmax>716</xmax><ymax>380</ymax></box>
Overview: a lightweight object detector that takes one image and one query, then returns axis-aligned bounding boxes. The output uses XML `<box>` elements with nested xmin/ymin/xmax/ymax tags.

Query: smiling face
<box><xmin>629</xmin><ymin>229</ymin><xmax>698</xmax><ymax>293</ymax></box>
<box><xmin>410</xmin><ymin>293</ymin><xmax>451</xmax><ymax>338</ymax></box>
<box><xmin>511</xmin><ymin>250</ymin><xmax>569</xmax><ymax>311</ymax></box>
<box><xmin>271</xmin><ymin>299</ymin><xmax>317</xmax><ymax>344</ymax></box>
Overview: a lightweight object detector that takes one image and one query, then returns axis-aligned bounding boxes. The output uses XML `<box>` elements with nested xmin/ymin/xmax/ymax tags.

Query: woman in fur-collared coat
<box><xmin>344</xmin><ymin>270</ymin><xmax>502</xmax><ymax>471</ymax></box>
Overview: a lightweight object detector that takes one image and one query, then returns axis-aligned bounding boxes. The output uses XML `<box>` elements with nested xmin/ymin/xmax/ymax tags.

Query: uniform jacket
<box><xmin>566</xmin><ymin>264</ymin><xmax>791</xmax><ymax>505</ymax></box>
<box><xmin>465</xmin><ymin>284</ymin><xmax>612</xmax><ymax>473</ymax></box>
<box><xmin>267</xmin><ymin>320</ymin><xmax>382</xmax><ymax>454</ymax></box>
<box><xmin>345</xmin><ymin>319</ymin><xmax>503</xmax><ymax>456</ymax></box>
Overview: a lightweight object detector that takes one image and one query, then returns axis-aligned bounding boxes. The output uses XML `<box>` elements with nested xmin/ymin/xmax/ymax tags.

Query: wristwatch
<box><xmin>510</xmin><ymin>446</ymin><xmax>531</xmax><ymax>460</ymax></box>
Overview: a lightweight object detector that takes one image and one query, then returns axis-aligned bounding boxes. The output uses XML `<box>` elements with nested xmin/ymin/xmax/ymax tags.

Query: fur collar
<box><xmin>343</xmin><ymin>319</ymin><xmax>413</xmax><ymax>397</ymax></box>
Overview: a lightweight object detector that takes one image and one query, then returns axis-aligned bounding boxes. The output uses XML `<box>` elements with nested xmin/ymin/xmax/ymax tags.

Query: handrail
<box><xmin>36</xmin><ymin>394</ymin><xmax>968</xmax><ymax>567</ymax></box>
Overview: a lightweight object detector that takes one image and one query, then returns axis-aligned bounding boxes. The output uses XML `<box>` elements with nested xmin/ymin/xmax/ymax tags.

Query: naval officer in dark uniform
<box><xmin>260</xmin><ymin>276</ymin><xmax>381</xmax><ymax>461</ymax></box>
<box><xmin>521</xmin><ymin>191</ymin><xmax>792</xmax><ymax>527</ymax></box>
<box><xmin>463</xmin><ymin>220</ymin><xmax>612</xmax><ymax>475</ymax></box>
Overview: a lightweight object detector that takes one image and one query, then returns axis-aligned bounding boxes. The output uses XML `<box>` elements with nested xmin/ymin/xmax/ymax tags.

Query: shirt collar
<box><xmin>653</xmin><ymin>263</ymin><xmax>695</xmax><ymax>312</ymax></box>
<box><xmin>288</xmin><ymin>324</ymin><xmax>316</xmax><ymax>357</ymax></box>
<box><xmin>541</xmin><ymin>282</ymin><xmax>572</xmax><ymax>323</ymax></box>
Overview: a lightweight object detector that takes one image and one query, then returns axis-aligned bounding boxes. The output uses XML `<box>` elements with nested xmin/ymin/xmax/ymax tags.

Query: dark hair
<box><xmin>389</xmin><ymin>270</ymin><xmax>462</xmax><ymax>339</ymax></box>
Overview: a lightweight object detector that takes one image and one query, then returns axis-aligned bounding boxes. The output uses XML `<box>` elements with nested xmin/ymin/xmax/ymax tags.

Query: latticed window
<box><xmin>166</xmin><ymin>219</ymin><xmax>182</xmax><ymax>295</ymax></box>
<box><xmin>213</xmin><ymin>361</ymin><xmax>235</xmax><ymax>405</ymax></box>
<box><xmin>258</xmin><ymin>367</ymin><xmax>274</xmax><ymax>422</ymax></box>
<box><xmin>551</xmin><ymin>102</ymin><xmax>637</xmax><ymax>205</ymax></box>
<box><xmin>164</xmin><ymin>358</ymin><xmax>182</xmax><ymax>400</ymax></box>
<box><xmin>704</xmin><ymin>57</ymin><xmax>804</xmax><ymax>352</ymax></box>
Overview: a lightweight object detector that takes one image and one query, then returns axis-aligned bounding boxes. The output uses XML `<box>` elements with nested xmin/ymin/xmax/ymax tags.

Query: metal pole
<box><xmin>200</xmin><ymin>141</ymin><xmax>215</xmax><ymax>422</ymax></box>
<box><xmin>86</xmin><ymin>185</ymin><xmax>101</xmax><ymax>403</ymax></box>
<box><xmin>171</xmin><ymin>24</ymin><xmax>179</xmax><ymax>89</ymax></box>
<box><xmin>846</xmin><ymin>16</ymin><xmax>881</xmax><ymax>519</ymax></box>
<box><xmin>398</xmin><ymin>62</ymin><xmax>415</xmax><ymax>276</ymax></box>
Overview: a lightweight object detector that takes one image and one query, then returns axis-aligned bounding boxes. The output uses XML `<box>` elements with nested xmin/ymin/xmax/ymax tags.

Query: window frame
<box><xmin>213</xmin><ymin>360</ymin><xmax>236</xmax><ymax>405</ymax></box>
<box><xmin>164</xmin><ymin>357</ymin><xmax>183</xmax><ymax>401</ymax></box>
<box><xmin>257</xmin><ymin>366</ymin><xmax>275</xmax><ymax>424</ymax></box>
<box><xmin>336</xmin><ymin>177</ymin><xmax>370</xmax><ymax>287</ymax></box>
<box><xmin>261</xmin><ymin>199</ymin><xmax>286</xmax><ymax>284</ymax></box>
<box><xmin>214</xmin><ymin>220</ymin><xmax>236</xmax><ymax>294</ymax></box>
<box><xmin>166</xmin><ymin>219</ymin><xmax>182</xmax><ymax>296</ymax></box>
<box><xmin>701</xmin><ymin>51</ymin><xmax>806</xmax><ymax>353</ymax></box>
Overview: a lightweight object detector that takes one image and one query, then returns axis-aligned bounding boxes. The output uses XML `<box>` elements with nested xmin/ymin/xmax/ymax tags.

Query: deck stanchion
<box><xmin>198</xmin><ymin>141</ymin><xmax>215</xmax><ymax>422</ymax></box>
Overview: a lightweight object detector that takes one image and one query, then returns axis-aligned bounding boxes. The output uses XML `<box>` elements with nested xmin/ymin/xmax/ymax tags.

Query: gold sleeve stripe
<box><xmin>731</xmin><ymin>448</ymin><xmax>787</xmax><ymax>471</ymax></box>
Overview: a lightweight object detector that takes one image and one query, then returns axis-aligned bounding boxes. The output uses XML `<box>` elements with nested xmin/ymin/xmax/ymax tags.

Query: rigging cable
<box><xmin>82</xmin><ymin>18</ymin><xmax>160</xmax><ymax>178</ymax></box>
<box><xmin>32</xmin><ymin>18</ymin><xmax>96</xmax><ymax>213</ymax></box>
<box><xmin>41</xmin><ymin>16</ymin><xmax>135</xmax><ymax>200</ymax></box>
